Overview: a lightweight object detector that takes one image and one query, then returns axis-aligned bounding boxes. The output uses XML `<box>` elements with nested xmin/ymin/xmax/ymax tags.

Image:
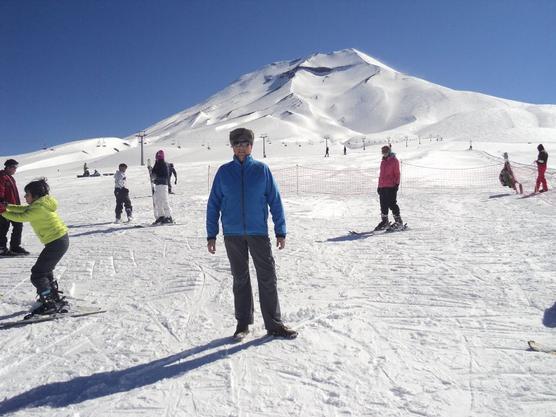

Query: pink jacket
<box><xmin>378</xmin><ymin>154</ymin><xmax>400</xmax><ymax>188</ymax></box>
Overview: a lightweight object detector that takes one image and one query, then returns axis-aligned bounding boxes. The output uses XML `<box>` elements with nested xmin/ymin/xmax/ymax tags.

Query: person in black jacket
<box><xmin>535</xmin><ymin>144</ymin><xmax>549</xmax><ymax>193</ymax></box>
<box><xmin>151</xmin><ymin>150</ymin><xmax>173</xmax><ymax>224</ymax></box>
<box><xmin>168</xmin><ymin>163</ymin><xmax>177</xmax><ymax>194</ymax></box>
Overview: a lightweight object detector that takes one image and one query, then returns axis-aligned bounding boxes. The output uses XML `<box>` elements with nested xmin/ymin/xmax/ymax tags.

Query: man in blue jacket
<box><xmin>207</xmin><ymin>128</ymin><xmax>297</xmax><ymax>339</ymax></box>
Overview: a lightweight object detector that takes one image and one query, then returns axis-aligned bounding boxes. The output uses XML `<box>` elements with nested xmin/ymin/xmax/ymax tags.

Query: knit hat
<box><xmin>4</xmin><ymin>159</ymin><xmax>18</xmax><ymax>167</ymax></box>
<box><xmin>229</xmin><ymin>128</ymin><xmax>254</xmax><ymax>145</ymax></box>
<box><xmin>155</xmin><ymin>150</ymin><xmax>165</xmax><ymax>161</ymax></box>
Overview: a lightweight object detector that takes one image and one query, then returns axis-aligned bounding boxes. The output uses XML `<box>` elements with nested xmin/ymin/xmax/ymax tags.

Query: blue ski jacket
<box><xmin>206</xmin><ymin>155</ymin><xmax>286</xmax><ymax>239</ymax></box>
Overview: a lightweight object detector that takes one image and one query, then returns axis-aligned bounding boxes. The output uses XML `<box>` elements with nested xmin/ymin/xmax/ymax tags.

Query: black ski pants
<box><xmin>114</xmin><ymin>187</ymin><xmax>132</xmax><ymax>219</ymax></box>
<box><xmin>378</xmin><ymin>187</ymin><xmax>400</xmax><ymax>217</ymax></box>
<box><xmin>224</xmin><ymin>235</ymin><xmax>283</xmax><ymax>331</ymax></box>
<box><xmin>31</xmin><ymin>234</ymin><xmax>69</xmax><ymax>295</ymax></box>
<box><xmin>0</xmin><ymin>216</ymin><xmax>22</xmax><ymax>250</ymax></box>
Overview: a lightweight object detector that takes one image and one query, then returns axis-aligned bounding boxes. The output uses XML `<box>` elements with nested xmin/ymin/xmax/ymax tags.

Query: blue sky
<box><xmin>1</xmin><ymin>0</ymin><xmax>555</xmax><ymax>155</ymax></box>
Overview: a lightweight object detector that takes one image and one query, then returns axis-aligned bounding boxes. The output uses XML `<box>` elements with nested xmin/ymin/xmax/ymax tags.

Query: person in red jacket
<box><xmin>375</xmin><ymin>145</ymin><xmax>403</xmax><ymax>231</ymax></box>
<box><xmin>0</xmin><ymin>159</ymin><xmax>29</xmax><ymax>256</ymax></box>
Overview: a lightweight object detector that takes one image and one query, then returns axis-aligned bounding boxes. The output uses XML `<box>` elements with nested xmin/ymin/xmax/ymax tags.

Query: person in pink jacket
<box><xmin>375</xmin><ymin>145</ymin><xmax>403</xmax><ymax>231</ymax></box>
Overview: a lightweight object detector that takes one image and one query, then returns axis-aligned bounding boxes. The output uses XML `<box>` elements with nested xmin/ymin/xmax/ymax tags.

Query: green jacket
<box><xmin>2</xmin><ymin>195</ymin><xmax>68</xmax><ymax>245</ymax></box>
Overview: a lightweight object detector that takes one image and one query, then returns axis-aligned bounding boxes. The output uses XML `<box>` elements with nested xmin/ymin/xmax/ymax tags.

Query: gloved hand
<box><xmin>174</xmin><ymin>179</ymin><xmax>177</xmax><ymax>185</ymax></box>
<box><xmin>394</xmin><ymin>184</ymin><xmax>399</xmax><ymax>192</ymax></box>
<box><xmin>0</xmin><ymin>202</ymin><xmax>7</xmax><ymax>213</ymax></box>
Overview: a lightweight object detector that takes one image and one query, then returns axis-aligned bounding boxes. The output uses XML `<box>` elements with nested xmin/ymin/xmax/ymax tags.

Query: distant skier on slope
<box><xmin>150</xmin><ymin>150</ymin><xmax>174</xmax><ymax>224</ymax></box>
<box><xmin>534</xmin><ymin>144</ymin><xmax>549</xmax><ymax>193</ymax></box>
<box><xmin>0</xmin><ymin>178</ymin><xmax>69</xmax><ymax>317</ymax></box>
<box><xmin>499</xmin><ymin>152</ymin><xmax>523</xmax><ymax>194</ymax></box>
<box><xmin>114</xmin><ymin>163</ymin><xmax>133</xmax><ymax>223</ymax></box>
<box><xmin>374</xmin><ymin>145</ymin><xmax>403</xmax><ymax>231</ymax></box>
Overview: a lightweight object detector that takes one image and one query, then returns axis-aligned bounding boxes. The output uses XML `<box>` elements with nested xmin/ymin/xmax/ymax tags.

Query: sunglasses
<box><xmin>232</xmin><ymin>141</ymin><xmax>251</xmax><ymax>148</ymax></box>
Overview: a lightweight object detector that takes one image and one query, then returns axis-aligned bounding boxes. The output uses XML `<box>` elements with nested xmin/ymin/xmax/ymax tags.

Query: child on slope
<box><xmin>0</xmin><ymin>178</ymin><xmax>70</xmax><ymax>317</ymax></box>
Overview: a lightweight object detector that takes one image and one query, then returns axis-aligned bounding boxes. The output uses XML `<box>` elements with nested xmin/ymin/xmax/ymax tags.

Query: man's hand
<box><xmin>276</xmin><ymin>236</ymin><xmax>286</xmax><ymax>250</ymax></box>
<box><xmin>207</xmin><ymin>239</ymin><xmax>216</xmax><ymax>254</ymax></box>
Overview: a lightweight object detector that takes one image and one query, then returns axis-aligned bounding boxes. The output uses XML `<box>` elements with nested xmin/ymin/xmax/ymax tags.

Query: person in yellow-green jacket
<box><xmin>0</xmin><ymin>178</ymin><xmax>69</xmax><ymax>317</ymax></box>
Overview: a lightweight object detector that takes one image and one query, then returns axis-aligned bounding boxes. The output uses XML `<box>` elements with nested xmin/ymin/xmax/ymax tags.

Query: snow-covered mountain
<box><xmin>3</xmin><ymin>48</ymin><xmax>556</xmax><ymax>173</ymax></box>
<box><xmin>138</xmin><ymin>48</ymin><xmax>556</xmax><ymax>147</ymax></box>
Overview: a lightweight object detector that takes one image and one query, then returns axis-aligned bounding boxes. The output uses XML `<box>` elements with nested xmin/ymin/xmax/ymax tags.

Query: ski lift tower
<box><xmin>260</xmin><ymin>134</ymin><xmax>268</xmax><ymax>158</ymax></box>
<box><xmin>136</xmin><ymin>130</ymin><xmax>146</xmax><ymax>166</ymax></box>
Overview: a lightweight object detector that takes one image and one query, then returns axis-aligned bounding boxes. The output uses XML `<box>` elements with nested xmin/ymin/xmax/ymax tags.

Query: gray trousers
<box><xmin>224</xmin><ymin>235</ymin><xmax>282</xmax><ymax>331</ymax></box>
<box><xmin>31</xmin><ymin>234</ymin><xmax>69</xmax><ymax>295</ymax></box>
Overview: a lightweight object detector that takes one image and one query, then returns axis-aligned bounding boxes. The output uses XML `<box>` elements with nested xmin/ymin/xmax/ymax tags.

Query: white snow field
<box><xmin>1</xmin><ymin>48</ymin><xmax>556</xmax><ymax>416</ymax></box>
<box><xmin>0</xmin><ymin>138</ymin><xmax>555</xmax><ymax>417</ymax></box>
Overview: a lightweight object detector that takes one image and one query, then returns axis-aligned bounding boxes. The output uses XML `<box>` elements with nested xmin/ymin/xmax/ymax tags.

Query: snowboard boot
<box><xmin>374</xmin><ymin>216</ymin><xmax>390</xmax><ymax>231</ymax></box>
<box><xmin>163</xmin><ymin>217</ymin><xmax>174</xmax><ymax>224</ymax></box>
<box><xmin>114</xmin><ymin>218</ymin><xmax>122</xmax><ymax>224</ymax></box>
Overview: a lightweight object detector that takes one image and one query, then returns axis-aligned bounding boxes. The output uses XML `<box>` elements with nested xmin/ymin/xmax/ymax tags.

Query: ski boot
<box><xmin>374</xmin><ymin>216</ymin><xmax>390</xmax><ymax>231</ymax></box>
<box><xmin>388</xmin><ymin>215</ymin><xmax>404</xmax><ymax>231</ymax></box>
<box><xmin>26</xmin><ymin>288</ymin><xmax>68</xmax><ymax>319</ymax></box>
<box><xmin>152</xmin><ymin>216</ymin><xmax>165</xmax><ymax>225</ymax></box>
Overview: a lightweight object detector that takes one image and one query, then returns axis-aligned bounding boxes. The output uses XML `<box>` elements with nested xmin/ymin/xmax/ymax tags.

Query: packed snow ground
<box><xmin>1</xmin><ymin>140</ymin><xmax>555</xmax><ymax>417</ymax></box>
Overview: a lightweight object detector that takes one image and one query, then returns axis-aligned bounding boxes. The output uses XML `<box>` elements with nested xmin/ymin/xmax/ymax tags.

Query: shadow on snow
<box><xmin>0</xmin><ymin>336</ymin><xmax>271</xmax><ymax>415</ymax></box>
<box><xmin>543</xmin><ymin>302</ymin><xmax>556</xmax><ymax>328</ymax></box>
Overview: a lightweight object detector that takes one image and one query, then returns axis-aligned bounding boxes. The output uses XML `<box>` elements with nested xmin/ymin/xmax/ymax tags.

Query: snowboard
<box><xmin>0</xmin><ymin>307</ymin><xmax>106</xmax><ymax>330</ymax></box>
<box><xmin>528</xmin><ymin>340</ymin><xmax>556</xmax><ymax>355</ymax></box>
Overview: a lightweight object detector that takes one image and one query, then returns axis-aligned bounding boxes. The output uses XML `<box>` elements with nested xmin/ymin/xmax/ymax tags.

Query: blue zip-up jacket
<box><xmin>206</xmin><ymin>155</ymin><xmax>286</xmax><ymax>239</ymax></box>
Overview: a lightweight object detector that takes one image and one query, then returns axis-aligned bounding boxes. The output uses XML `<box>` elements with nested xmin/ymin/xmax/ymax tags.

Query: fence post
<box><xmin>296</xmin><ymin>165</ymin><xmax>299</xmax><ymax>195</ymax></box>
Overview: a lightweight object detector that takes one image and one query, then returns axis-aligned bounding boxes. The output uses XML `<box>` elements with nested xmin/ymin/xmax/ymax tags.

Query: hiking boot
<box><xmin>267</xmin><ymin>324</ymin><xmax>298</xmax><ymax>339</ymax></box>
<box><xmin>374</xmin><ymin>217</ymin><xmax>390</xmax><ymax>231</ymax></box>
<box><xmin>10</xmin><ymin>246</ymin><xmax>30</xmax><ymax>255</ymax></box>
<box><xmin>233</xmin><ymin>323</ymin><xmax>250</xmax><ymax>339</ymax></box>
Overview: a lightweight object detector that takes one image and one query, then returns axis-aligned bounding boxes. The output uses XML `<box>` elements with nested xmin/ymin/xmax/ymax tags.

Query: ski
<box><xmin>0</xmin><ymin>307</ymin><xmax>106</xmax><ymax>330</ymax></box>
<box><xmin>528</xmin><ymin>340</ymin><xmax>556</xmax><ymax>355</ymax></box>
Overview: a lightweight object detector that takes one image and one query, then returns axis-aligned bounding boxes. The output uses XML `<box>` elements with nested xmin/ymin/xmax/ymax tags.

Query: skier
<box><xmin>168</xmin><ymin>163</ymin><xmax>178</xmax><ymax>194</ymax></box>
<box><xmin>499</xmin><ymin>152</ymin><xmax>523</xmax><ymax>194</ymax></box>
<box><xmin>0</xmin><ymin>178</ymin><xmax>69</xmax><ymax>317</ymax></box>
<box><xmin>534</xmin><ymin>144</ymin><xmax>549</xmax><ymax>193</ymax></box>
<box><xmin>375</xmin><ymin>145</ymin><xmax>403</xmax><ymax>231</ymax></box>
<box><xmin>83</xmin><ymin>162</ymin><xmax>90</xmax><ymax>176</ymax></box>
<box><xmin>206</xmin><ymin>127</ymin><xmax>297</xmax><ymax>339</ymax></box>
<box><xmin>325</xmin><ymin>146</ymin><xmax>330</xmax><ymax>157</ymax></box>
<box><xmin>114</xmin><ymin>163</ymin><xmax>133</xmax><ymax>223</ymax></box>
<box><xmin>151</xmin><ymin>150</ymin><xmax>173</xmax><ymax>224</ymax></box>
<box><xmin>0</xmin><ymin>159</ymin><xmax>28</xmax><ymax>256</ymax></box>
